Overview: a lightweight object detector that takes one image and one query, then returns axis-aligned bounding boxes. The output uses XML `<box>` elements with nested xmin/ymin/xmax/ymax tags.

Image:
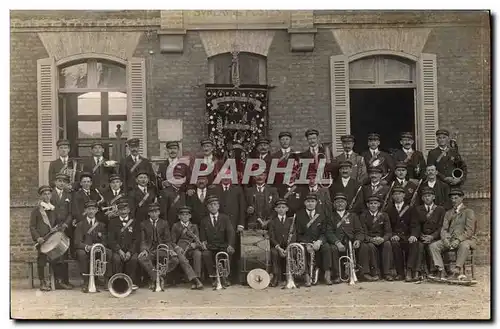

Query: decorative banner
<box><xmin>205</xmin><ymin>84</ymin><xmax>269</xmax><ymax>160</ymax></box>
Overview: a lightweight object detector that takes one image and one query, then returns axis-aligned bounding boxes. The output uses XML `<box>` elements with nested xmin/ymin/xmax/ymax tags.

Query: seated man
<box><xmin>429</xmin><ymin>188</ymin><xmax>476</xmax><ymax>279</ymax></box>
<box><xmin>200</xmin><ymin>195</ymin><xmax>235</xmax><ymax>288</ymax></box>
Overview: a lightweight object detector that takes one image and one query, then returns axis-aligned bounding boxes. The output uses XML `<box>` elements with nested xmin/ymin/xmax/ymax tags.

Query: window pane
<box><xmin>78</xmin><ymin>92</ymin><xmax>101</xmax><ymax>115</ymax></box>
<box><xmin>108</xmin><ymin>92</ymin><xmax>127</xmax><ymax>115</ymax></box>
<box><xmin>213</xmin><ymin>53</ymin><xmax>232</xmax><ymax>84</ymax></box>
<box><xmin>97</xmin><ymin>62</ymin><xmax>126</xmax><ymax>89</ymax></box>
<box><xmin>59</xmin><ymin>63</ymin><xmax>88</xmax><ymax>88</ymax></box>
<box><xmin>350</xmin><ymin>57</ymin><xmax>376</xmax><ymax>84</ymax></box>
<box><xmin>78</xmin><ymin>145</ymin><xmax>92</xmax><ymax>157</ymax></box>
<box><xmin>239</xmin><ymin>53</ymin><xmax>260</xmax><ymax>85</ymax></box>
<box><xmin>383</xmin><ymin>57</ymin><xmax>414</xmax><ymax>84</ymax></box>
<box><xmin>109</xmin><ymin>121</ymin><xmax>128</xmax><ymax>138</ymax></box>
<box><xmin>78</xmin><ymin>121</ymin><xmax>101</xmax><ymax>139</ymax></box>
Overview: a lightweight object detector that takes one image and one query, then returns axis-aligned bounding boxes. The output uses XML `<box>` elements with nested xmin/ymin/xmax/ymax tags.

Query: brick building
<box><xmin>10</xmin><ymin>10</ymin><xmax>491</xmax><ymax>278</ymax></box>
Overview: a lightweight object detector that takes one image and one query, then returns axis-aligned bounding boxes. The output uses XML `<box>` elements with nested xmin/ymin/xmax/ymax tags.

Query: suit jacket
<box><xmin>199</xmin><ymin>213</ymin><xmax>235</xmax><ymax>249</ymax></box>
<box><xmin>330</xmin><ymin>177</ymin><xmax>363</xmax><ymax>213</ymax></box>
<box><xmin>362</xmin><ymin>184</ymin><xmax>390</xmax><ymax>208</ymax></box>
<box><xmin>129</xmin><ymin>185</ymin><xmax>157</xmax><ymax>222</ymax></box>
<box><xmin>80</xmin><ymin>156</ymin><xmax>118</xmax><ymax>191</ymax></box>
<box><xmin>171</xmin><ymin>221</ymin><xmax>200</xmax><ymax>251</ymax></box>
<box><xmin>245</xmin><ymin>185</ymin><xmax>279</xmax><ymax>226</ymax></box>
<box><xmin>427</xmin><ymin>147</ymin><xmax>467</xmax><ymax>186</ymax></box>
<box><xmin>120</xmin><ymin>155</ymin><xmax>154</xmax><ymax>191</ymax></box>
<box><xmin>102</xmin><ymin>187</ymin><xmax>127</xmax><ymax>208</ymax></box>
<box><xmin>282</xmin><ymin>184</ymin><xmax>306</xmax><ymax>215</ymax></box>
<box><xmin>333</xmin><ymin>211</ymin><xmax>365</xmax><ymax>243</ymax></box>
<box><xmin>140</xmin><ymin>218</ymin><xmax>172</xmax><ymax>252</ymax></box>
<box><xmin>410</xmin><ymin>204</ymin><xmax>445</xmax><ymax>241</ymax></box>
<box><xmin>108</xmin><ymin>216</ymin><xmax>140</xmax><ymax>253</ymax></box>
<box><xmin>300</xmin><ymin>186</ymin><xmax>333</xmax><ymax>219</ymax></box>
<box><xmin>359</xmin><ymin>211</ymin><xmax>392</xmax><ymax>242</ymax></box>
<box><xmin>255</xmin><ymin>151</ymin><xmax>273</xmax><ymax>171</ymax></box>
<box><xmin>361</xmin><ymin>149</ymin><xmax>395</xmax><ymax>183</ymax></box>
<box><xmin>300</xmin><ymin>146</ymin><xmax>339</xmax><ymax>180</ymax></box>
<box><xmin>159</xmin><ymin>186</ymin><xmax>187</xmax><ymax>224</ymax></box>
<box><xmin>71</xmin><ymin>188</ymin><xmax>101</xmax><ymax>224</ymax></box>
<box><xmin>213</xmin><ymin>184</ymin><xmax>246</xmax><ymax>229</ymax></box>
<box><xmin>271</xmin><ymin>149</ymin><xmax>299</xmax><ymax>187</ymax></box>
<box><xmin>30</xmin><ymin>206</ymin><xmax>56</xmax><ymax>241</ymax></box>
<box><xmin>418</xmin><ymin>179</ymin><xmax>452</xmax><ymax>210</ymax></box>
<box><xmin>50</xmin><ymin>188</ymin><xmax>72</xmax><ymax>227</ymax></box>
<box><xmin>49</xmin><ymin>157</ymin><xmax>80</xmax><ymax>189</ymax></box>
<box><xmin>268</xmin><ymin>215</ymin><xmax>296</xmax><ymax>249</ymax></box>
<box><xmin>392</xmin><ymin>179</ymin><xmax>420</xmax><ymax>204</ymax></box>
<box><xmin>386</xmin><ymin>202</ymin><xmax>413</xmax><ymax>240</ymax></box>
<box><xmin>335</xmin><ymin>152</ymin><xmax>368</xmax><ymax>183</ymax></box>
<box><xmin>158</xmin><ymin>159</ymin><xmax>190</xmax><ymax>190</ymax></box>
<box><xmin>74</xmin><ymin>218</ymin><xmax>108</xmax><ymax>250</ymax></box>
<box><xmin>392</xmin><ymin>149</ymin><xmax>426</xmax><ymax>180</ymax></box>
<box><xmin>440</xmin><ymin>205</ymin><xmax>476</xmax><ymax>243</ymax></box>
<box><xmin>295</xmin><ymin>208</ymin><xmax>327</xmax><ymax>244</ymax></box>
<box><xmin>186</xmin><ymin>187</ymin><xmax>217</xmax><ymax>226</ymax></box>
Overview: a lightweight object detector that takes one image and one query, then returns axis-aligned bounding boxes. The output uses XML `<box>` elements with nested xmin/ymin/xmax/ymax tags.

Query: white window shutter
<box><xmin>418</xmin><ymin>53</ymin><xmax>439</xmax><ymax>159</ymax></box>
<box><xmin>37</xmin><ymin>57</ymin><xmax>57</xmax><ymax>186</ymax></box>
<box><xmin>127</xmin><ymin>58</ymin><xmax>147</xmax><ymax>157</ymax></box>
<box><xmin>330</xmin><ymin>55</ymin><xmax>351</xmax><ymax>155</ymax></box>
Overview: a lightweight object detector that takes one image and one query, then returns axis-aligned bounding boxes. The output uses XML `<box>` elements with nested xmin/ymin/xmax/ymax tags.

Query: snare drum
<box><xmin>40</xmin><ymin>232</ymin><xmax>70</xmax><ymax>261</ymax></box>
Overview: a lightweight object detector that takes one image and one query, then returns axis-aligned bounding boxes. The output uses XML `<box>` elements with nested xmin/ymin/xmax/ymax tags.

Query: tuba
<box><xmin>284</xmin><ymin>243</ymin><xmax>306</xmax><ymax>289</ymax></box>
<box><xmin>214</xmin><ymin>251</ymin><xmax>230</xmax><ymax>290</ymax></box>
<box><xmin>339</xmin><ymin>240</ymin><xmax>358</xmax><ymax>285</ymax></box>
<box><xmin>108</xmin><ymin>273</ymin><xmax>134</xmax><ymax>298</ymax></box>
<box><xmin>83</xmin><ymin>243</ymin><xmax>107</xmax><ymax>293</ymax></box>
<box><xmin>154</xmin><ymin>244</ymin><xmax>171</xmax><ymax>292</ymax></box>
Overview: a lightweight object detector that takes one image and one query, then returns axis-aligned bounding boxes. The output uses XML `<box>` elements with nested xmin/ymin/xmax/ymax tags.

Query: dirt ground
<box><xmin>11</xmin><ymin>266</ymin><xmax>490</xmax><ymax>320</ymax></box>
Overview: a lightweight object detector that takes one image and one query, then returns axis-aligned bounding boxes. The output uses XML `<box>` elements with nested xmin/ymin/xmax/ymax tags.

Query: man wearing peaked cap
<box><xmin>272</xmin><ymin>131</ymin><xmax>300</xmax><ymax>198</ymax></box>
<box><xmin>158</xmin><ymin>140</ymin><xmax>190</xmax><ymax>190</ymax></box>
<box><xmin>246</xmin><ymin>174</ymin><xmax>280</xmax><ymax>228</ymax></box>
<box><xmin>426</xmin><ymin>128</ymin><xmax>468</xmax><ymax>188</ymax></box>
<box><xmin>158</xmin><ymin>166</ymin><xmax>188</xmax><ymax>226</ymax></box>
<box><xmin>392</xmin><ymin>132</ymin><xmax>426</xmax><ymax>181</ymax></box>
<box><xmin>429</xmin><ymin>187</ymin><xmax>476</xmax><ymax>279</ymax></box>
<box><xmin>392</xmin><ymin>162</ymin><xmax>419</xmax><ymax>204</ymax></box>
<box><xmin>361</xmin><ymin>132</ymin><xmax>395</xmax><ymax>185</ymax></box>
<box><xmin>129</xmin><ymin>168</ymin><xmax>158</xmax><ymax>223</ymax></box>
<box><xmin>193</xmin><ymin>138</ymin><xmax>223</xmax><ymax>187</ymax></box>
<box><xmin>330</xmin><ymin>159</ymin><xmax>364</xmax><ymax>215</ymax></box>
<box><xmin>101</xmin><ymin>174</ymin><xmax>125</xmax><ymax>223</ymax></box>
<box><xmin>301</xmin><ymin>128</ymin><xmax>337</xmax><ymax>183</ymax></box>
<box><xmin>335</xmin><ymin>134</ymin><xmax>367</xmax><ymax>184</ymax></box>
<box><xmin>49</xmin><ymin>139</ymin><xmax>76</xmax><ymax>189</ymax></box>
<box><xmin>71</xmin><ymin>172</ymin><xmax>101</xmax><ymax>225</ymax></box>
<box><xmin>362</xmin><ymin>167</ymin><xmax>390</xmax><ymax>207</ymax></box>
<box><xmin>120</xmin><ymin>137</ymin><xmax>154</xmax><ymax>192</ymax></box>
<box><xmin>255</xmin><ymin>137</ymin><xmax>272</xmax><ymax>170</ymax></box>
<box><xmin>78</xmin><ymin>139</ymin><xmax>117</xmax><ymax>192</ymax></box>
<box><xmin>268</xmin><ymin>197</ymin><xmax>293</xmax><ymax>287</ymax></box>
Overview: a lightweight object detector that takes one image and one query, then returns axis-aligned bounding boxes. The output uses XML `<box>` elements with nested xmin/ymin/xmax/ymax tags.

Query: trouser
<box><xmin>367</xmin><ymin>241</ymin><xmax>393</xmax><ymax>276</ymax></box>
<box><xmin>138</xmin><ymin>249</ymin><xmax>198</xmax><ymax>282</ymax></box>
<box><xmin>112</xmin><ymin>252</ymin><xmax>139</xmax><ymax>283</ymax></box>
<box><xmin>36</xmin><ymin>250</ymin><xmax>67</xmax><ymax>282</ymax></box>
<box><xmin>75</xmin><ymin>248</ymin><xmax>113</xmax><ymax>284</ymax></box>
<box><xmin>406</xmin><ymin>241</ymin><xmax>425</xmax><ymax>272</ymax></box>
<box><xmin>231</xmin><ymin>233</ymin><xmax>241</xmax><ymax>282</ymax></box>
<box><xmin>202</xmin><ymin>248</ymin><xmax>232</xmax><ymax>278</ymax></box>
<box><xmin>429</xmin><ymin>239</ymin><xmax>473</xmax><ymax>270</ymax></box>
<box><xmin>303</xmin><ymin>243</ymin><xmax>332</xmax><ymax>274</ymax></box>
<box><xmin>270</xmin><ymin>248</ymin><xmax>287</xmax><ymax>278</ymax></box>
<box><xmin>391</xmin><ymin>240</ymin><xmax>410</xmax><ymax>276</ymax></box>
<box><xmin>184</xmin><ymin>249</ymin><xmax>202</xmax><ymax>278</ymax></box>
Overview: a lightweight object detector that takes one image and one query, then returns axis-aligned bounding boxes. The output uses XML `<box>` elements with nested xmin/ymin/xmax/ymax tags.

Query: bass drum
<box><xmin>40</xmin><ymin>231</ymin><xmax>70</xmax><ymax>261</ymax></box>
<box><xmin>239</xmin><ymin>229</ymin><xmax>270</xmax><ymax>285</ymax></box>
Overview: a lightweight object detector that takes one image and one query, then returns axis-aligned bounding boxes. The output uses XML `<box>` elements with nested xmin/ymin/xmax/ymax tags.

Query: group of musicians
<box><xmin>30</xmin><ymin>128</ymin><xmax>477</xmax><ymax>292</ymax></box>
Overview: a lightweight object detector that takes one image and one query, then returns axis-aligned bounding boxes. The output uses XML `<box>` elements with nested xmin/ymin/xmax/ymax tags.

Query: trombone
<box><xmin>339</xmin><ymin>240</ymin><xmax>358</xmax><ymax>285</ymax></box>
<box><xmin>82</xmin><ymin>243</ymin><xmax>107</xmax><ymax>293</ymax></box>
<box><xmin>213</xmin><ymin>251</ymin><xmax>230</xmax><ymax>290</ymax></box>
<box><xmin>154</xmin><ymin>243</ymin><xmax>171</xmax><ymax>292</ymax></box>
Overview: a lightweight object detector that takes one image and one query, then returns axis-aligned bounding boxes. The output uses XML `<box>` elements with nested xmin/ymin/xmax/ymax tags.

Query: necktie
<box><xmin>258</xmin><ymin>187</ymin><xmax>263</xmax><ymax>193</ymax></box>
<box><xmin>152</xmin><ymin>221</ymin><xmax>158</xmax><ymax>242</ymax></box>
<box><xmin>309</xmin><ymin>211</ymin><xmax>313</xmax><ymax>220</ymax></box>
<box><xmin>200</xmin><ymin>190</ymin><xmax>205</xmax><ymax>202</ymax></box>
<box><xmin>346</xmin><ymin>153</ymin><xmax>350</xmax><ymax>160</ymax></box>
<box><xmin>427</xmin><ymin>206</ymin><xmax>430</xmax><ymax>213</ymax></box>
<box><xmin>63</xmin><ymin>158</ymin><xmax>67</xmax><ymax>166</ymax></box>
<box><xmin>114</xmin><ymin>191</ymin><xmax>118</xmax><ymax>196</ymax></box>
<box><xmin>58</xmin><ymin>191</ymin><xmax>62</xmax><ymax>199</ymax></box>
<box><xmin>212</xmin><ymin>215</ymin><xmax>217</xmax><ymax>226</ymax></box>
<box><xmin>280</xmin><ymin>216</ymin><xmax>285</xmax><ymax>224</ymax></box>
<box><xmin>372</xmin><ymin>185</ymin><xmax>376</xmax><ymax>192</ymax></box>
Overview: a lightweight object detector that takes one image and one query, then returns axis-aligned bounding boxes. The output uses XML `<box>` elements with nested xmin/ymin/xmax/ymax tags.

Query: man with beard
<box><xmin>418</xmin><ymin>165</ymin><xmax>451</xmax><ymax>210</ymax></box>
<box><xmin>334</xmin><ymin>135</ymin><xmax>367</xmax><ymax>184</ymax></box>
<box><xmin>120</xmin><ymin>138</ymin><xmax>154</xmax><ymax>192</ymax></box>
<box><xmin>392</xmin><ymin>132</ymin><xmax>426</xmax><ymax>180</ymax></box>
<box><xmin>361</xmin><ymin>133</ymin><xmax>394</xmax><ymax>185</ymax></box>
<box><xmin>158</xmin><ymin>141</ymin><xmax>191</xmax><ymax>190</ymax></box>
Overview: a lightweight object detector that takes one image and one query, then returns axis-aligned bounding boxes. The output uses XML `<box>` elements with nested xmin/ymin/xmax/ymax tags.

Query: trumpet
<box><xmin>108</xmin><ymin>273</ymin><xmax>134</xmax><ymax>298</ymax></box>
<box><xmin>103</xmin><ymin>160</ymin><xmax>119</xmax><ymax>168</ymax></box>
<box><xmin>339</xmin><ymin>240</ymin><xmax>358</xmax><ymax>285</ymax></box>
<box><xmin>83</xmin><ymin>243</ymin><xmax>107</xmax><ymax>293</ymax></box>
<box><xmin>284</xmin><ymin>242</ymin><xmax>306</xmax><ymax>289</ymax></box>
<box><xmin>213</xmin><ymin>251</ymin><xmax>230</xmax><ymax>290</ymax></box>
<box><xmin>101</xmin><ymin>204</ymin><xmax>119</xmax><ymax>217</ymax></box>
<box><xmin>154</xmin><ymin>243</ymin><xmax>171</xmax><ymax>292</ymax></box>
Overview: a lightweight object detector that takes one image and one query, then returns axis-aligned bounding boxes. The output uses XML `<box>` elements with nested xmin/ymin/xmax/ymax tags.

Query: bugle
<box><xmin>339</xmin><ymin>240</ymin><xmax>358</xmax><ymax>285</ymax></box>
<box><xmin>108</xmin><ymin>273</ymin><xmax>134</xmax><ymax>298</ymax></box>
<box><xmin>83</xmin><ymin>243</ymin><xmax>107</xmax><ymax>293</ymax></box>
<box><xmin>154</xmin><ymin>243</ymin><xmax>171</xmax><ymax>292</ymax></box>
<box><xmin>214</xmin><ymin>251</ymin><xmax>230</xmax><ymax>290</ymax></box>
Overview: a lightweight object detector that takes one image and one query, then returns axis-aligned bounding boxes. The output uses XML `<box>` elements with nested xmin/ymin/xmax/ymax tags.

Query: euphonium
<box><xmin>339</xmin><ymin>240</ymin><xmax>358</xmax><ymax>285</ymax></box>
<box><xmin>303</xmin><ymin>243</ymin><xmax>319</xmax><ymax>285</ymax></box>
<box><xmin>284</xmin><ymin>242</ymin><xmax>306</xmax><ymax>289</ymax></box>
<box><xmin>108</xmin><ymin>273</ymin><xmax>133</xmax><ymax>298</ymax></box>
<box><xmin>214</xmin><ymin>251</ymin><xmax>230</xmax><ymax>290</ymax></box>
<box><xmin>154</xmin><ymin>243</ymin><xmax>171</xmax><ymax>292</ymax></box>
<box><xmin>83</xmin><ymin>243</ymin><xmax>107</xmax><ymax>293</ymax></box>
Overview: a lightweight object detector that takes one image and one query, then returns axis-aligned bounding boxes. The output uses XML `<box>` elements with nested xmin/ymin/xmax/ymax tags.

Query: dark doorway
<box><xmin>350</xmin><ymin>88</ymin><xmax>415</xmax><ymax>154</ymax></box>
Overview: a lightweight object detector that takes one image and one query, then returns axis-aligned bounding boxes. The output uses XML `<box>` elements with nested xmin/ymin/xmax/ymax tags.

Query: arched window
<box><xmin>208</xmin><ymin>52</ymin><xmax>267</xmax><ymax>85</ymax></box>
<box><xmin>349</xmin><ymin>55</ymin><xmax>416</xmax><ymax>87</ymax></box>
<box><xmin>58</xmin><ymin>59</ymin><xmax>127</xmax><ymax>158</ymax></box>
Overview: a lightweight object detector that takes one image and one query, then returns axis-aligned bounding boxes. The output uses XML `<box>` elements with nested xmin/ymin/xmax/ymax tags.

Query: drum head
<box><xmin>247</xmin><ymin>268</ymin><xmax>270</xmax><ymax>290</ymax></box>
<box><xmin>40</xmin><ymin>232</ymin><xmax>62</xmax><ymax>253</ymax></box>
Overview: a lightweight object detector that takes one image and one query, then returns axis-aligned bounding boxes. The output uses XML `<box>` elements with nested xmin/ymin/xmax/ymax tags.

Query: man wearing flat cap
<box><xmin>254</xmin><ymin>137</ymin><xmax>273</xmax><ymax>170</ymax></box>
<box><xmin>408</xmin><ymin>187</ymin><xmax>446</xmax><ymax>281</ymax></box>
<box><xmin>271</xmin><ymin>131</ymin><xmax>300</xmax><ymax>197</ymax></box>
<box><xmin>193</xmin><ymin>139</ymin><xmax>223</xmax><ymax>186</ymax></box>
<box><xmin>429</xmin><ymin>188</ymin><xmax>476</xmax><ymax>279</ymax></box>
<box><xmin>427</xmin><ymin>129</ymin><xmax>468</xmax><ymax>188</ymax></box>
<box><xmin>330</xmin><ymin>160</ymin><xmax>364</xmax><ymax>214</ymax></box>
<box><xmin>80</xmin><ymin>141</ymin><xmax>118</xmax><ymax>191</ymax></box>
<box><xmin>120</xmin><ymin>138</ymin><xmax>154</xmax><ymax>192</ymax></box>
<box><xmin>361</xmin><ymin>167</ymin><xmax>391</xmax><ymax>209</ymax></box>
<box><xmin>158</xmin><ymin>141</ymin><xmax>191</xmax><ymax>190</ymax></box>
<box><xmin>335</xmin><ymin>135</ymin><xmax>367</xmax><ymax>184</ymax></box>
<box><xmin>49</xmin><ymin>139</ymin><xmax>79</xmax><ymax>190</ymax></box>
<box><xmin>392</xmin><ymin>162</ymin><xmax>420</xmax><ymax>204</ymax></box>
<box><xmin>101</xmin><ymin>174</ymin><xmax>126</xmax><ymax>222</ymax></box>
<box><xmin>129</xmin><ymin>170</ymin><xmax>158</xmax><ymax>223</ymax></box>
<box><xmin>361</xmin><ymin>133</ymin><xmax>395</xmax><ymax>185</ymax></box>
<box><xmin>300</xmin><ymin>129</ymin><xmax>338</xmax><ymax>182</ymax></box>
<box><xmin>392</xmin><ymin>132</ymin><xmax>426</xmax><ymax>181</ymax></box>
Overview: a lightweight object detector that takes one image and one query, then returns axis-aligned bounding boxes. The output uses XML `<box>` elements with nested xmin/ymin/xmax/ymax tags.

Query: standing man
<box><xmin>195</xmin><ymin>139</ymin><xmax>223</xmax><ymax>185</ymax></box>
<box><xmin>301</xmin><ymin>173</ymin><xmax>333</xmax><ymax>220</ymax></box>
<box><xmin>392</xmin><ymin>132</ymin><xmax>426</xmax><ymax>180</ymax></box>
<box><xmin>427</xmin><ymin>129</ymin><xmax>467</xmax><ymax>188</ymax></box>
<box><xmin>186</xmin><ymin>174</ymin><xmax>213</xmax><ymax>227</ymax></box>
<box><xmin>362</xmin><ymin>167</ymin><xmax>391</xmax><ymax>208</ymax></box>
<box><xmin>419</xmin><ymin>165</ymin><xmax>451</xmax><ymax>210</ymax></box>
<box><xmin>120</xmin><ymin>138</ymin><xmax>154</xmax><ymax>192</ymax></box>
<box><xmin>361</xmin><ymin>133</ymin><xmax>395</xmax><ymax>185</ymax></box>
<box><xmin>158</xmin><ymin>141</ymin><xmax>190</xmax><ymax>190</ymax></box>
<box><xmin>300</xmin><ymin>129</ymin><xmax>337</xmax><ymax>182</ymax></box>
<box><xmin>71</xmin><ymin>172</ymin><xmax>101</xmax><ymax>225</ymax></box>
<box><xmin>392</xmin><ymin>162</ymin><xmax>420</xmax><ymax>204</ymax></box>
<box><xmin>159</xmin><ymin>169</ymin><xmax>187</xmax><ymax>224</ymax></box>
<box><xmin>49</xmin><ymin>139</ymin><xmax>79</xmax><ymax>190</ymax></box>
<box><xmin>81</xmin><ymin>141</ymin><xmax>118</xmax><ymax>191</ymax></box>
<box><xmin>330</xmin><ymin>161</ymin><xmax>364</xmax><ymax>214</ymax></box>
<box><xmin>129</xmin><ymin>171</ymin><xmax>158</xmax><ymax>223</ymax></box>
<box><xmin>271</xmin><ymin>131</ymin><xmax>299</xmax><ymax>197</ymax></box>
<box><xmin>254</xmin><ymin>137</ymin><xmax>273</xmax><ymax>172</ymax></box>
<box><xmin>101</xmin><ymin>174</ymin><xmax>126</xmax><ymax>223</ymax></box>
<box><xmin>429</xmin><ymin>189</ymin><xmax>476</xmax><ymax>278</ymax></box>
<box><xmin>335</xmin><ymin>135</ymin><xmax>367</xmax><ymax>184</ymax></box>
<box><xmin>245</xmin><ymin>171</ymin><xmax>279</xmax><ymax>229</ymax></box>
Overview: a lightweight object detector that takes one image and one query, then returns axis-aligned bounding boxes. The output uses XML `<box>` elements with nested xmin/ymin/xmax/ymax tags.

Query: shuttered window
<box><xmin>127</xmin><ymin>58</ymin><xmax>147</xmax><ymax>157</ymax></box>
<box><xmin>330</xmin><ymin>55</ymin><xmax>351</xmax><ymax>155</ymax></box>
<box><xmin>418</xmin><ymin>53</ymin><xmax>439</xmax><ymax>159</ymax></box>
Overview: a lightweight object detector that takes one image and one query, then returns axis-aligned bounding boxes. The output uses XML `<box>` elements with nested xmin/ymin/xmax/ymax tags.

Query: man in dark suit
<box><xmin>108</xmin><ymin>201</ymin><xmax>140</xmax><ymax>289</ymax></box>
<box><xmin>74</xmin><ymin>200</ymin><xmax>112</xmax><ymax>293</ymax></box>
<box><xmin>254</xmin><ymin>137</ymin><xmax>273</xmax><ymax>172</ymax></box>
<box><xmin>245</xmin><ymin>172</ymin><xmax>279</xmax><ymax>229</ymax></box>
<box><xmin>199</xmin><ymin>196</ymin><xmax>235</xmax><ymax>288</ymax></box>
<box><xmin>48</xmin><ymin>139</ymin><xmax>79</xmax><ymax>190</ymax></box>
<box><xmin>295</xmin><ymin>194</ymin><xmax>332</xmax><ymax>287</ymax></box>
<box><xmin>427</xmin><ymin>129</ymin><xmax>467</xmax><ymax>188</ymax></box>
<box><xmin>330</xmin><ymin>160</ymin><xmax>364</xmax><ymax>214</ymax></box>
<box><xmin>80</xmin><ymin>141</ymin><xmax>118</xmax><ymax>191</ymax></box>
<box><xmin>300</xmin><ymin>129</ymin><xmax>338</xmax><ymax>182</ymax></box>
<box><xmin>100</xmin><ymin>174</ymin><xmax>126</xmax><ymax>224</ymax></box>
<box><xmin>282</xmin><ymin>180</ymin><xmax>306</xmax><ymax>217</ymax></box>
<box><xmin>361</xmin><ymin>133</ymin><xmax>395</xmax><ymax>184</ymax></box>
<box><xmin>300</xmin><ymin>173</ymin><xmax>333</xmax><ymax>220</ymax></box>
<box><xmin>186</xmin><ymin>174</ymin><xmax>214</xmax><ymax>226</ymax></box>
<box><xmin>271</xmin><ymin>131</ymin><xmax>300</xmax><ymax>197</ymax></box>
<box><xmin>129</xmin><ymin>170</ymin><xmax>158</xmax><ymax>223</ymax></box>
<box><xmin>268</xmin><ymin>199</ymin><xmax>295</xmax><ymax>287</ymax></box>
<box><xmin>71</xmin><ymin>172</ymin><xmax>102</xmax><ymax>225</ymax></box>
<box><xmin>361</xmin><ymin>167</ymin><xmax>390</xmax><ymax>209</ymax></box>
<box><xmin>386</xmin><ymin>187</ymin><xmax>413</xmax><ymax>281</ymax></box>
<box><xmin>418</xmin><ymin>164</ymin><xmax>452</xmax><ymax>210</ymax></box>
<box><xmin>192</xmin><ymin>139</ymin><xmax>223</xmax><ymax>186</ymax></box>
<box><xmin>360</xmin><ymin>195</ymin><xmax>394</xmax><ymax>281</ymax></box>
<box><xmin>159</xmin><ymin>170</ymin><xmax>187</xmax><ymax>224</ymax></box>
<box><xmin>392</xmin><ymin>132</ymin><xmax>426</xmax><ymax>180</ymax></box>
<box><xmin>30</xmin><ymin>185</ymin><xmax>72</xmax><ymax>291</ymax></box>
<box><xmin>408</xmin><ymin>187</ymin><xmax>446</xmax><ymax>280</ymax></box>
<box><xmin>334</xmin><ymin>135</ymin><xmax>367</xmax><ymax>184</ymax></box>
<box><xmin>392</xmin><ymin>162</ymin><xmax>420</xmax><ymax>204</ymax></box>
<box><xmin>120</xmin><ymin>138</ymin><xmax>154</xmax><ymax>192</ymax></box>
<box><xmin>158</xmin><ymin>141</ymin><xmax>190</xmax><ymax>190</ymax></box>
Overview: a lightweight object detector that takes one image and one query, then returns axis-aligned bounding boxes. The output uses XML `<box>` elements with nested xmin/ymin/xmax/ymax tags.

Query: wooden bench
<box><xmin>27</xmin><ymin>259</ymin><xmax>77</xmax><ymax>290</ymax></box>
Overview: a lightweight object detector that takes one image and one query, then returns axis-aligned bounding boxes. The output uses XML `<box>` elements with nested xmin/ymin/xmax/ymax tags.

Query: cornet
<box><xmin>83</xmin><ymin>243</ymin><xmax>107</xmax><ymax>293</ymax></box>
<box><xmin>284</xmin><ymin>242</ymin><xmax>306</xmax><ymax>289</ymax></box>
<box><xmin>213</xmin><ymin>251</ymin><xmax>230</xmax><ymax>290</ymax></box>
<box><xmin>154</xmin><ymin>244</ymin><xmax>171</xmax><ymax>292</ymax></box>
<box><xmin>339</xmin><ymin>240</ymin><xmax>358</xmax><ymax>285</ymax></box>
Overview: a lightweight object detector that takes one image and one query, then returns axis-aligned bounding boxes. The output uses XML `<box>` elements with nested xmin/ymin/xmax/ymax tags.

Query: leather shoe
<box><xmin>270</xmin><ymin>275</ymin><xmax>279</xmax><ymax>287</ymax></box>
<box><xmin>56</xmin><ymin>281</ymin><xmax>73</xmax><ymax>290</ymax></box>
<box><xmin>394</xmin><ymin>275</ymin><xmax>403</xmax><ymax>281</ymax></box>
<box><xmin>324</xmin><ymin>271</ymin><xmax>332</xmax><ymax>285</ymax></box>
<box><xmin>405</xmin><ymin>270</ymin><xmax>413</xmax><ymax>282</ymax></box>
<box><xmin>304</xmin><ymin>274</ymin><xmax>311</xmax><ymax>287</ymax></box>
<box><xmin>191</xmin><ymin>278</ymin><xmax>204</xmax><ymax>290</ymax></box>
<box><xmin>332</xmin><ymin>277</ymin><xmax>341</xmax><ymax>284</ymax></box>
<box><xmin>384</xmin><ymin>275</ymin><xmax>394</xmax><ymax>281</ymax></box>
<box><xmin>362</xmin><ymin>274</ymin><xmax>376</xmax><ymax>282</ymax></box>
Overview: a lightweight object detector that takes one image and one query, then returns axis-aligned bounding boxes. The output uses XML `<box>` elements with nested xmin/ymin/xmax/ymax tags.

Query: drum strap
<box><xmin>172</xmin><ymin>194</ymin><xmax>180</xmax><ymax>205</ymax></box>
<box><xmin>87</xmin><ymin>222</ymin><xmax>99</xmax><ymax>235</ymax></box>
<box><xmin>130</xmin><ymin>157</ymin><xmax>143</xmax><ymax>173</ymax></box>
<box><xmin>369</xmin><ymin>152</ymin><xmax>379</xmax><ymax>166</ymax></box>
<box><xmin>59</xmin><ymin>161</ymin><xmax>68</xmax><ymax>174</ymax></box>
<box><xmin>120</xmin><ymin>219</ymin><xmax>134</xmax><ymax>233</ymax></box>
<box><xmin>336</xmin><ymin>213</ymin><xmax>350</xmax><ymax>229</ymax></box>
<box><xmin>436</xmin><ymin>150</ymin><xmax>447</xmax><ymax>164</ymax></box>
<box><xmin>372</xmin><ymin>185</ymin><xmax>382</xmax><ymax>195</ymax></box>
<box><xmin>306</xmin><ymin>214</ymin><xmax>320</xmax><ymax>229</ymax></box>
<box><xmin>138</xmin><ymin>192</ymin><xmax>150</xmax><ymax>207</ymax></box>
<box><xmin>39</xmin><ymin>207</ymin><xmax>52</xmax><ymax>229</ymax></box>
